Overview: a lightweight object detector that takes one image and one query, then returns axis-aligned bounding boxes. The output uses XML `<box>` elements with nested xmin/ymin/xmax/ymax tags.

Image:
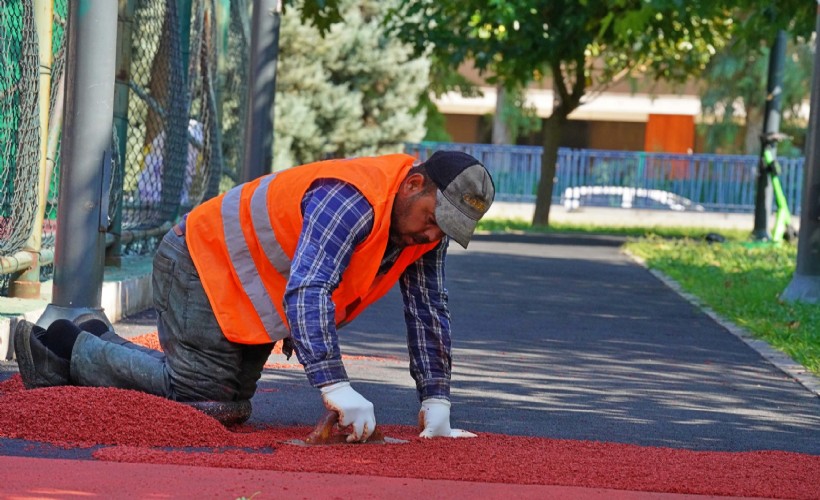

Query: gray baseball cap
<box><xmin>423</xmin><ymin>151</ymin><xmax>495</xmax><ymax>248</ymax></box>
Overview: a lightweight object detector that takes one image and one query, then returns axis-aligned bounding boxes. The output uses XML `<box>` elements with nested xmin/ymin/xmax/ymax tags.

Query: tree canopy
<box><xmin>389</xmin><ymin>0</ymin><xmax>734</xmax><ymax>225</ymax></box>
<box><xmin>283</xmin><ymin>0</ymin><xmax>344</xmax><ymax>34</ymax></box>
<box><xmin>729</xmin><ymin>1</ymin><xmax>816</xmax><ymax>43</ymax></box>
<box><xmin>700</xmin><ymin>39</ymin><xmax>814</xmax><ymax>156</ymax></box>
<box><xmin>698</xmin><ymin>1</ymin><xmax>817</xmax><ymax>156</ymax></box>
<box><xmin>274</xmin><ymin>0</ymin><xmax>429</xmax><ymax>169</ymax></box>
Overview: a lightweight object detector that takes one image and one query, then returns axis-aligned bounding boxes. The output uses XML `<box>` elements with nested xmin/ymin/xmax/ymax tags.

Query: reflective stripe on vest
<box><xmin>250</xmin><ymin>175</ymin><xmax>291</xmax><ymax>277</ymax></box>
<box><xmin>221</xmin><ymin>173</ymin><xmax>290</xmax><ymax>341</ymax></box>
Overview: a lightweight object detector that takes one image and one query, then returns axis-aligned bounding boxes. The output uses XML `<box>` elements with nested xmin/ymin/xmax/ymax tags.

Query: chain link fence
<box><xmin>0</xmin><ymin>0</ymin><xmax>249</xmax><ymax>296</ymax></box>
<box><xmin>0</xmin><ymin>1</ymin><xmax>40</xmax><ymax>259</ymax></box>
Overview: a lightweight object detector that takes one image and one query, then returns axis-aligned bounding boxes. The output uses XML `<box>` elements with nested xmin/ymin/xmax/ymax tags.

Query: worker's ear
<box><xmin>401</xmin><ymin>172</ymin><xmax>427</xmax><ymax>195</ymax></box>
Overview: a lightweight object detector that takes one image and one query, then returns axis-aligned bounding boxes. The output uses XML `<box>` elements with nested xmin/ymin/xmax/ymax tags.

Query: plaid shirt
<box><xmin>283</xmin><ymin>180</ymin><xmax>451</xmax><ymax>401</ymax></box>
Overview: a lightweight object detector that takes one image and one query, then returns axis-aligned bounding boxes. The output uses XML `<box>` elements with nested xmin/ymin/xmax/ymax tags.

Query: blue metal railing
<box><xmin>406</xmin><ymin>142</ymin><xmax>805</xmax><ymax>215</ymax></box>
<box><xmin>406</xmin><ymin>142</ymin><xmax>543</xmax><ymax>202</ymax></box>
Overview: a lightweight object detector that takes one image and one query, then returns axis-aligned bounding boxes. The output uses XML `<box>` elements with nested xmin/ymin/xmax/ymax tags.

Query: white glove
<box><xmin>418</xmin><ymin>398</ymin><xmax>477</xmax><ymax>438</ymax></box>
<box><xmin>320</xmin><ymin>381</ymin><xmax>376</xmax><ymax>442</ymax></box>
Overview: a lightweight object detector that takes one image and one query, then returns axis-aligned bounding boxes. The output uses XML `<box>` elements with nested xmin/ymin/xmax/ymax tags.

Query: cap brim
<box><xmin>435</xmin><ymin>190</ymin><xmax>477</xmax><ymax>249</ymax></box>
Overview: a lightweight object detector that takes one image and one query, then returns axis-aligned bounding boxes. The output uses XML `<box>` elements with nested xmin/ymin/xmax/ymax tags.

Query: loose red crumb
<box><xmin>0</xmin><ymin>375</ymin><xmax>24</xmax><ymax>395</ymax></box>
<box><xmin>1</xmin><ymin>374</ymin><xmax>817</xmax><ymax>499</ymax></box>
<box><xmin>129</xmin><ymin>333</ymin><xmax>162</xmax><ymax>351</ymax></box>
<box><xmin>91</xmin><ymin>434</ymin><xmax>820</xmax><ymax>500</ymax></box>
<box><xmin>0</xmin><ymin>382</ymin><xmax>236</xmax><ymax>448</ymax></box>
<box><xmin>128</xmin><ymin>333</ymin><xmax>337</xmax><ymax>370</ymax></box>
<box><xmin>263</xmin><ymin>362</ymin><xmax>301</xmax><ymax>370</ymax></box>
<box><xmin>128</xmin><ymin>333</ymin><xmax>394</xmax><ymax>362</ymax></box>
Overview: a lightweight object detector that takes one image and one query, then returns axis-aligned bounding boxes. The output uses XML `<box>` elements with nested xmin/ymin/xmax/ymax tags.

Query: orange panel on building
<box><xmin>644</xmin><ymin>114</ymin><xmax>696</xmax><ymax>179</ymax></box>
<box><xmin>643</xmin><ymin>114</ymin><xmax>695</xmax><ymax>154</ymax></box>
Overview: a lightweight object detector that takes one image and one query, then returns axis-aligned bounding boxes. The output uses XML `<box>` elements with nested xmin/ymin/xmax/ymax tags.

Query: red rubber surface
<box><xmin>0</xmin><ymin>456</ymin><xmax>724</xmax><ymax>500</ymax></box>
<box><xmin>1</xmin><ymin>375</ymin><xmax>817</xmax><ymax>499</ymax></box>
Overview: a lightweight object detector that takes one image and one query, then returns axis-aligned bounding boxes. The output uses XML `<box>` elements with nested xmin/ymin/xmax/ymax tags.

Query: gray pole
<box><xmin>107</xmin><ymin>0</ymin><xmax>138</xmax><ymax>268</ymax></box>
<box><xmin>782</xmin><ymin>2</ymin><xmax>820</xmax><ymax>304</ymax></box>
<box><xmin>241</xmin><ymin>0</ymin><xmax>281</xmax><ymax>182</ymax></box>
<box><xmin>38</xmin><ymin>0</ymin><xmax>118</xmax><ymax>327</ymax></box>
<box><xmin>752</xmin><ymin>30</ymin><xmax>787</xmax><ymax>240</ymax></box>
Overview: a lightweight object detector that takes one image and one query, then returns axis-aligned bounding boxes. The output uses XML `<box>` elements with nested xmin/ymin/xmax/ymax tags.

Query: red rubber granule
<box><xmin>105</xmin><ymin>332</ymin><xmax>301</xmax><ymax>370</ymax></box>
<box><xmin>262</xmin><ymin>362</ymin><xmax>301</xmax><ymax>370</ymax></box>
<box><xmin>91</xmin><ymin>431</ymin><xmax>820</xmax><ymax>499</ymax></box>
<box><xmin>0</xmin><ymin>380</ymin><xmax>236</xmax><ymax>448</ymax></box>
<box><xmin>0</xmin><ymin>375</ymin><xmax>24</xmax><ymax>395</ymax></box>
<box><xmin>129</xmin><ymin>333</ymin><xmax>395</xmax><ymax>363</ymax></box>
<box><xmin>129</xmin><ymin>333</ymin><xmax>163</xmax><ymax>351</ymax></box>
<box><xmin>1</xmin><ymin>373</ymin><xmax>817</xmax><ymax>499</ymax></box>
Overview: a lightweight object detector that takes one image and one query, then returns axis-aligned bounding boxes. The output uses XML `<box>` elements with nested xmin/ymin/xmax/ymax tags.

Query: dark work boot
<box><xmin>76</xmin><ymin>318</ymin><xmax>111</xmax><ymax>337</ymax></box>
<box><xmin>185</xmin><ymin>400</ymin><xmax>253</xmax><ymax>426</ymax></box>
<box><xmin>13</xmin><ymin>320</ymin><xmax>71</xmax><ymax>390</ymax></box>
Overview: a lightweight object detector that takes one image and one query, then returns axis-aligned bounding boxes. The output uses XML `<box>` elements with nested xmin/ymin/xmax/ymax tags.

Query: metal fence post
<box><xmin>781</xmin><ymin>1</ymin><xmax>820</xmax><ymax>304</ymax></box>
<box><xmin>106</xmin><ymin>0</ymin><xmax>137</xmax><ymax>267</ymax></box>
<box><xmin>241</xmin><ymin>0</ymin><xmax>281</xmax><ymax>182</ymax></box>
<box><xmin>38</xmin><ymin>0</ymin><xmax>118</xmax><ymax>326</ymax></box>
<box><xmin>9</xmin><ymin>0</ymin><xmax>53</xmax><ymax>299</ymax></box>
<box><xmin>752</xmin><ymin>30</ymin><xmax>787</xmax><ymax>240</ymax></box>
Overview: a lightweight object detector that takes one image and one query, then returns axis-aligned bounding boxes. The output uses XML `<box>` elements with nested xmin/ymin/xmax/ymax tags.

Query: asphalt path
<box><xmin>250</xmin><ymin>232</ymin><xmax>820</xmax><ymax>454</ymax></box>
<box><xmin>5</xmin><ymin>232</ymin><xmax>820</xmax><ymax>456</ymax></box>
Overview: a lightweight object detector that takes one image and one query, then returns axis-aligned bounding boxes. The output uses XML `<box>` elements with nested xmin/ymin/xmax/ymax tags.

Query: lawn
<box><xmin>478</xmin><ymin>218</ymin><xmax>820</xmax><ymax>376</ymax></box>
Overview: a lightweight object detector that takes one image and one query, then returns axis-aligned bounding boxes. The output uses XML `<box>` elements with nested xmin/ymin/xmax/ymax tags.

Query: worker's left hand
<box><xmin>418</xmin><ymin>398</ymin><xmax>477</xmax><ymax>438</ymax></box>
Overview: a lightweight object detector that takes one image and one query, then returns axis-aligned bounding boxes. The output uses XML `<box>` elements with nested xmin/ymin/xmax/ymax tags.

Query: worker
<box><xmin>14</xmin><ymin>150</ymin><xmax>495</xmax><ymax>442</ymax></box>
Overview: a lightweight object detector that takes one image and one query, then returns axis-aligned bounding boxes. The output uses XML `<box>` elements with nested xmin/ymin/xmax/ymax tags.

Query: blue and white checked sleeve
<box><xmin>283</xmin><ymin>178</ymin><xmax>453</xmax><ymax>401</ymax></box>
<box><xmin>283</xmin><ymin>180</ymin><xmax>374</xmax><ymax>388</ymax></box>
<box><xmin>400</xmin><ymin>238</ymin><xmax>452</xmax><ymax>401</ymax></box>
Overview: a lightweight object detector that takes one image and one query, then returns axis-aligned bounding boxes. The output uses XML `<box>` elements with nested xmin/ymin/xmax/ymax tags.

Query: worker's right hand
<box><xmin>320</xmin><ymin>381</ymin><xmax>376</xmax><ymax>443</ymax></box>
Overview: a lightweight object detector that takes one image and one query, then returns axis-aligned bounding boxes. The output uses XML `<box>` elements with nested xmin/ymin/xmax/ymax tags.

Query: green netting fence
<box><xmin>0</xmin><ymin>1</ymin><xmax>40</xmax><ymax>260</ymax></box>
<box><xmin>0</xmin><ymin>0</ymin><xmax>249</xmax><ymax>296</ymax></box>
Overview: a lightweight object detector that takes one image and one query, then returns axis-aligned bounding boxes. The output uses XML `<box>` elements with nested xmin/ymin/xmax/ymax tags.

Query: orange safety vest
<box><xmin>185</xmin><ymin>154</ymin><xmax>439</xmax><ymax>344</ymax></box>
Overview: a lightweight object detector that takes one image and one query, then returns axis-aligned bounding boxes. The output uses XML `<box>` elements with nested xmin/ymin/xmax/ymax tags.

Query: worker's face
<box><xmin>390</xmin><ymin>173</ymin><xmax>446</xmax><ymax>247</ymax></box>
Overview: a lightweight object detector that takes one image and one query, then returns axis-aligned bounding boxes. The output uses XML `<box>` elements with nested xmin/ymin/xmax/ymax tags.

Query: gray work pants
<box><xmin>70</xmin><ymin>227</ymin><xmax>274</xmax><ymax>402</ymax></box>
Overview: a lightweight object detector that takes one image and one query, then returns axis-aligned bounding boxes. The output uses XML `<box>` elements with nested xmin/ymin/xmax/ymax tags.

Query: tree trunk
<box><xmin>533</xmin><ymin>56</ymin><xmax>584</xmax><ymax>227</ymax></box>
<box><xmin>532</xmin><ymin>113</ymin><xmax>566</xmax><ymax>226</ymax></box>
<box><xmin>492</xmin><ymin>84</ymin><xmax>510</xmax><ymax>144</ymax></box>
<box><xmin>744</xmin><ymin>105</ymin><xmax>763</xmax><ymax>155</ymax></box>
